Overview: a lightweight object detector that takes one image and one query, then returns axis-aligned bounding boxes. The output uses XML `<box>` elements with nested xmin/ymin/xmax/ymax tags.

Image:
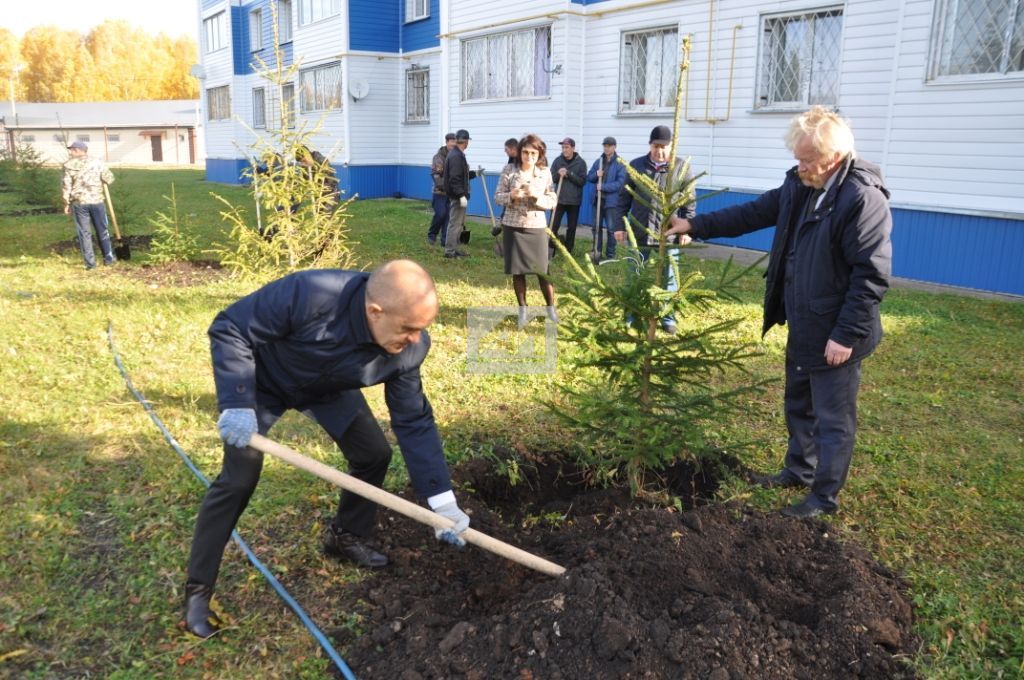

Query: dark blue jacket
<box><xmin>208</xmin><ymin>269</ymin><xmax>451</xmax><ymax>498</ymax></box>
<box><xmin>443</xmin><ymin>146</ymin><xmax>474</xmax><ymax>200</ymax></box>
<box><xmin>615</xmin><ymin>154</ymin><xmax>696</xmax><ymax>245</ymax></box>
<box><xmin>688</xmin><ymin>157</ymin><xmax>892</xmax><ymax>370</ymax></box>
<box><xmin>586</xmin><ymin>153</ymin><xmax>626</xmax><ymax>209</ymax></box>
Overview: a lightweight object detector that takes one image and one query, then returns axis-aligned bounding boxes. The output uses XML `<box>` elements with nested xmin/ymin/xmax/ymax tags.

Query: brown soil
<box><xmin>50</xmin><ymin>235</ymin><xmax>229</xmax><ymax>286</ymax></box>
<box><xmin>331</xmin><ymin>458</ymin><xmax>919</xmax><ymax>679</ymax></box>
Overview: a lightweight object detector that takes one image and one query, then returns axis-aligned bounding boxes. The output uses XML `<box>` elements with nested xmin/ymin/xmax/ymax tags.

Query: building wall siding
<box><xmin>350</xmin><ymin>0</ymin><xmax>400</xmax><ymax>52</ymax></box>
<box><xmin>402</xmin><ymin>0</ymin><xmax>441</xmax><ymax>52</ymax></box>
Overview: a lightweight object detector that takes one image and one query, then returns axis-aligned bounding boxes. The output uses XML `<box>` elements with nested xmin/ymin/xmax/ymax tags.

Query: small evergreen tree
<box><xmin>148</xmin><ymin>183</ymin><xmax>200</xmax><ymax>263</ymax></box>
<box><xmin>211</xmin><ymin>0</ymin><xmax>357</xmax><ymax>280</ymax></box>
<box><xmin>547</xmin><ymin>37</ymin><xmax>770</xmax><ymax>498</ymax></box>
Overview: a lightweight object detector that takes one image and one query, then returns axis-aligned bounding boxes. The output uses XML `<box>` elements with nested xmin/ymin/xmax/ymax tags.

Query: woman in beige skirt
<box><xmin>494</xmin><ymin>134</ymin><xmax>559</xmax><ymax>327</ymax></box>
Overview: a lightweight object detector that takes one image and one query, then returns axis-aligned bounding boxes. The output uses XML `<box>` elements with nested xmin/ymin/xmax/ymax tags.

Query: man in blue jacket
<box><xmin>667</xmin><ymin>106</ymin><xmax>892</xmax><ymax>518</ymax></box>
<box><xmin>184</xmin><ymin>260</ymin><xmax>470</xmax><ymax>638</ymax></box>
<box><xmin>586</xmin><ymin>136</ymin><xmax>626</xmax><ymax>260</ymax></box>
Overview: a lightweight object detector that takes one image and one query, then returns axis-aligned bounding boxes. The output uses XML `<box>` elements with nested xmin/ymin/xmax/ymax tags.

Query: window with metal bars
<box><xmin>299</xmin><ymin>62</ymin><xmax>342</xmax><ymax>113</ymax></box>
<box><xmin>619</xmin><ymin>27</ymin><xmax>679</xmax><ymax>112</ymax></box>
<box><xmin>253</xmin><ymin>88</ymin><xmax>266</xmax><ymax>128</ymax></box>
<box><xmin>250</xmin><ymin>9</ymin><xmax>263</xmax><ymax>51</ymax></box>
<box><xmin>281</xmin><ymin>83</ymin><xmax>296</xmax><ymax>127</ymax></box>
<box><xmin>405</xmin><ymin>0</ymin><xmax>429</xmax><ymax>23</ymax></box>
<box><xmin>929</xmin><ymin>0</ymin><xmax>1023</xmax><ymax>79</ymax></box>
<box><xmin>406</xmin><ymin>67</ymin><xmax>429</xmax><ymax>122</ymax></box>
<box><xmin>461</xmin><ymin>26</ymin><xmax>552</xmax><ymax>102</ymax></box>
<box><xmin>207</xmin><ymin>86</ymin><xmax>231</xmax><ymax>120</ymax></box>
<box><xmin>756</xmin><ymin>8</ymin><xmax>843</xmax><ymax>110</ymax></box>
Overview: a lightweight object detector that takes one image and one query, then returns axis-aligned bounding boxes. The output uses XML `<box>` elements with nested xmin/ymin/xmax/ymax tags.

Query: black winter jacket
<box><xmin>549</xmin><ymin>153</ymin><xmax>588</xmax><ymax>205</ymax></box>
<box><xmin>443</xmin><ymin>146</ymin><xmax>475</xmax><ymax>200</ymax></box>
<box><xmin>208</xmin><ymin>269</ymin><xmax>452</xmax><ymax>498</ymax></box>
<box><xmin>615</xmin><ymin>154</ymin><xmax>696</xmax><ymax>245</ymax></box>
<box><xmin>688</xmin><ymin>157</ymin><xmax>892</xmax><ymax>370</ymax></box>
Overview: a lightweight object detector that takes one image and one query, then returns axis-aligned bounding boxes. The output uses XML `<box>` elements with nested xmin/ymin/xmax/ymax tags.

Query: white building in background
<box><xmin>197</xmin><ymin>0</ymin><xmax>1024</xmax><ymax>296</ymax></box>
<box><xmin>0</xmin><ymin>101</ymin><xmax>204</xmax><ymax>166</ymax></box>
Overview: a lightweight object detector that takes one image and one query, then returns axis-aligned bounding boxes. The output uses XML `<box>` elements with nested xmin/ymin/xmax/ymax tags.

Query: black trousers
<box><xmin>550</xmin><ymin>203</ymin><xmax>580</xmax><ymax>253</ymax></box>
<box><xmin>782</xmin><ymin>358</ymin><xmax>862</xmax><ymax>511</ymax></box>
<box><xmin>187</xmin><ymin>391</ymin><xmax>392</xmax><ymax>587</ymax></box>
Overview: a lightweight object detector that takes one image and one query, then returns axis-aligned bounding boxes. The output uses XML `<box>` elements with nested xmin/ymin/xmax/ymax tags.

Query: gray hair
<box><xmin>785</xmin><ymin>106</ymin><xmax>856</xmax><ymax>159</ymax></box>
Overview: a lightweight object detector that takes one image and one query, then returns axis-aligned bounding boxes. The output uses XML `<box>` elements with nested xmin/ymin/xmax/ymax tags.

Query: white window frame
<box><xmin>252</xmin><ymin>88</ymin><xmax>267</xmax><ymax>128</ymax></box>
<box><xmin>460</xmin><ymin>25</ymin><xmax>552</xmax><ymax>102</ymax></box>
<box><xmin>928</xmin><ymin>0</ymin><xmax>1024</xmax><ymax>82</ymax></box>
<box><xmin>250</xmin><ymin>9</ymin><xmax>263</xmax><ymax>51</ymax></box>
<box><xmin>298</xmin><ymin>0</ymin><xmax>340</xmax><ymax>26</ymax></box>
<box><xmin>281</xmin><ymin>82</ymin><xmax>296</xmax><ymax>127</ymax></box>
<box><xmin>278</xmin><ymin>0</ymin><xmax>294</xmax><ymax>43</ymax></box>
<box><xmin>203</xmin><ymin>11</ymin><xmax>227</xmax><ymax>53</ymax></box>
<box><xmin>405</xmin><ymin>67</ymin><xmax>430</xmax><ymax>122</ymax></box>
<box><xmin>298</xmin><ymin>62</ymin><xmax>342</xmax><ymax>113</ymax></box>
<box><xmin>618</xmin><ymin>26</ymin><xmax>679</xmax><ymax>113</ymax></box>
<box><xmin>207</xmin><ymin>85</ymin><xmax>231</xmax><ymax>121</ymax></box>
<box><xmin>754</xmin><ymin>7</ymin><xmax>844</xmax><ymax>111</ymax></box>
<box><xmin>405</xmin><ymin>0</ymin><xmax>429</xmax><ymax>23</ymax></box>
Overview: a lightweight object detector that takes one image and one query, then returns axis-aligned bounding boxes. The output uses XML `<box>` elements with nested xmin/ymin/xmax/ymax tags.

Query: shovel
<box><xmin>590</xmin><ymin>167</ymin><xmax>604</xmax><ymax>265</ymax></box>
<box><xmin>248</xmin><ymin>434</ymin><xmax>566</xmax><ymax>577</ymax></box>
<box><xmin>103</xmin><ymin>184</ymin><xmax>131</xmax><ymax>261</ymax></box>
<box><xmin>478</xmin><ymin>168</ymin><xmax>502</xmax><ymax>258</ymax></box>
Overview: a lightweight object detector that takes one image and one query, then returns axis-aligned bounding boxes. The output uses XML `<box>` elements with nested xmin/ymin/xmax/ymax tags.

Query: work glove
<box><xmin>459</xmin><ymin>196</ymin><xmax>468</xmax><ymax>208</ymax></box>
<box><xmin>217</xmin><ymin>408</ymin><xmax>257</xmax><ymax>448</ymax></box>
<box><xmin>477</xmin><ymin>165</ymin><xmax>485</xmax><ymax>176</ymax></box>
<box><xmin>428</xmin><ymin>491</ymin><xmax>470</xmax><ymax>547</ymax></box>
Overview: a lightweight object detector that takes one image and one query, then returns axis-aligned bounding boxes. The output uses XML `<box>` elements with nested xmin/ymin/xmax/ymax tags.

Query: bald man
<box><xmin>184</xmin><ymin>260</ymin><xmax>469</xmax><ymax>638</ymax></box>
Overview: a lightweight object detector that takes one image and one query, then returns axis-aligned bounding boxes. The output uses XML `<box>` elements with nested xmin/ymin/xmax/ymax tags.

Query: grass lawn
<box><xmin>0</xmin><ymin>167</ymin><xmax>1021</xmax><ymax>678</ymax></box>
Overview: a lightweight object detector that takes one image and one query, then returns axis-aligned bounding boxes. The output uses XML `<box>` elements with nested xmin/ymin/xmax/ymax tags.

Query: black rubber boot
<box><xmin>184</xmin><ymin>582</ymin><xmax>222</xmax><ymax>638</ymax></box>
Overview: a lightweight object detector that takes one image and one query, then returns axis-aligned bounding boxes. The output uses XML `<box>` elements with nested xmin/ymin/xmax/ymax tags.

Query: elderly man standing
<box><xmin>61</xmin><ymin>140</ymin><xmax>116</xmax><ymax>269</ymax></box>
<box><xmin>667</xmin><ymin>106</ymin><xmax>892</xmax><ymax>518</ymax></box>
<box><xmin>183</xmin><ymin>260</ymin><xmax>471</xmax><ymax>638</ymax></box>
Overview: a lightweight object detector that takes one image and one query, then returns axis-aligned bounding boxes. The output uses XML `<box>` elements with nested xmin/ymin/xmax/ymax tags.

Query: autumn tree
<box><xmin>20</xmin><ymin>26</ymin><xmax>95</xmax><ymax>102</ymax></box>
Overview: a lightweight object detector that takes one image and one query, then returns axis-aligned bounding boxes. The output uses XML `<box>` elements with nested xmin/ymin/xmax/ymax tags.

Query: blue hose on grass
<box><xmin>107</xmin><ymin>322</ymin><xmax>358</xmax><ymax>680</ymax></box>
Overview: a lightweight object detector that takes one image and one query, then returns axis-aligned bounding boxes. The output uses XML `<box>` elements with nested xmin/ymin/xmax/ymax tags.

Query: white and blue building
<box><xmin>197</xmin><ymin>0</ymin><xmax>1024</xmax><ymax>295</ymax></box>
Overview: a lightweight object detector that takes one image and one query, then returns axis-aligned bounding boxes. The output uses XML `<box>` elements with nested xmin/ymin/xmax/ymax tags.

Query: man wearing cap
<box><xmin>614</xmin><ymin>125</ymin><xmax>695</xmax><ymax>334</ymax></box>
<box><xmin>549</xmin><ymin>137</ymin><xmax>587</xmax><ymax>254</ymax></box>
<box><xmin>428</xmin><ymin>133</ymin><xmax>457</xmax><ymax>245</ymax></box>
<box><xmin>587</xmin><ymin>136</ymin><xmax>626</xmax><ymax>260</ymax></box>
<box><xmin>442</xmin><ymin>129</ymin><xmax>476</xmax><ymax>258</ymax></box>
<box><xmin>61</xmin><ymin>140</ymin><xmax>116</xmax><ymax>269</ymax></box>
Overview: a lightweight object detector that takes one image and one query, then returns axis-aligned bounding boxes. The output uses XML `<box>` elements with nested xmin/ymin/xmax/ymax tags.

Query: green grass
<box><xmin>0</xmin><ymin>168</ymin><xmax>1021</xmax><ymax>678</ymax></box>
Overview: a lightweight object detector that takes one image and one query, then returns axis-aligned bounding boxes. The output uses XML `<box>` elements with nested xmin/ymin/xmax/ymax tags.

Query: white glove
<box><xmin>459</xmin><ymin>196</ymin><xmax>468</xmax><ymax>208</ymax></box>
<box><xmin>217</xmin><ymin>408</ymin><xmax>257</xmax><ymax>448</ymax></box>
<box><xmin>477</xmin><ymin>165</ymin><xmax>485</xmax><ymax>175</ymax></box>
<box><xmin>428</xmin><ymin>491</ymin><xmax>470</xmax><ymax>546</ymax></box>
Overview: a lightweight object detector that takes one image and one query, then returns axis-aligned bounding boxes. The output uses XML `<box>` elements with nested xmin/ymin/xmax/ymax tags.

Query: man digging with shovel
<box><xmin>183</xmin><ymin>260</ymin><xmax>471</xmax><ymax>638</ymax></box>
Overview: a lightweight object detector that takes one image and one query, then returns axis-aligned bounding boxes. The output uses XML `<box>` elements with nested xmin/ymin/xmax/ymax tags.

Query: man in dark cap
<box><xmin>442</xmin><ymin>129</ymin><xmax>476</xmax><ymax>258</ymax></box>
<box><xmin>428</xmin><ymin>133</ymin><xmax>457</xmax><ymax>245</ymax></box>
<box><xmin>587</xmin><ymin>136</ymin><xmax>626</xmax><ymax>260</ymax></box>
<box><xmin>549</xmin><ymin>137</ymin><xmax>588</xmax><ymax>254</ymax></box>
<box><xmin>614</xmin><ymin>125</ymin><xmax>695</xmax><ymax>334</ymax></box>
<box><xmin>61</xmin><ymin>140</ymin><xmax>117</xmax><ymax>269</ymax></box>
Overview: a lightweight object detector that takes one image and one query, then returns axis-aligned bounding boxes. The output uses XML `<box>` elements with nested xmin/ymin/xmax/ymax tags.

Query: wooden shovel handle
<box><xmin>102</xmin><ymin>184</ymin><xmax>122</xmax><ymax>241</ymax></box>
<box><xmin>248</xmin><ymin>434</ymin><xmax>566</xmax><ymax>577</ymax></box>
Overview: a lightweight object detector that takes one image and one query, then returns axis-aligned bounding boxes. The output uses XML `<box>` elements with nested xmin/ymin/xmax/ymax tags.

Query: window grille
<box><xmin>461</xmin><ymin>26</ymin><xmax>551</xmax><ymax>102</ymax></box>
<box><xmin>76</xmin><ymin>134</ymin><xmax>90</xmax><ymax>142</ymax></box>
<box><xmin>756</xmin><ymin>8</ymin><xmax>843</xmax><ymax>109</ymax></box>
<box><xmin>281</xmin><ymin>83</ymin><xmax>296</xmax><ymax>127</ymax></box>
<box><xmin>279</xmin><ymin>0</ymin><xmax>293</xmax><ymax>43</ymax></box>
<box><xmin>253</xmin><ymin>88</ymin><xmax>267</xmax><ymax>128</ymax></box>
<box><xmin>204</xmin><ymin>11</ymin><xmax>226</xmax><ymax>53</ymax></box>
<box><xmin>406</xmin><ymin>67</ymin><xmax>429</xmax><ymax>122</ymax></box>
<box><xmin>619</xmin><ymin>27</ymin><xmax>679</xmax><ymax>112</ymax></box>
<box><xmin>207</xmin><ymin>85</ymin><xmax>231</xmax><ymax>120</ymax></box>
<box><xmin>107</xmin><ymin>134</ymin><xmax>120</xmax><ymax>142</ymax></box>
<box><xmin>930</xmin><ymin>0</ymin><xmax>1023</xmax><ymax>78</ymax></box>
<box><xmin>405</xmin><ymin>0</ymin><xmax>429</xmax><ymax>23</ymax></box>
<box><xmin>299</xmin><ymin>62</ymin><xmax>342</xmax><ymax>112</ymax></box>
<box><xmin>298</xmin><ymin>0</ymin><xmax>340</xmax><ymax>26</ymax></box>
<box><xmin>250</xmin><ymin>9</ymin><xmax>263</xmax><ymax>51</ymax></box>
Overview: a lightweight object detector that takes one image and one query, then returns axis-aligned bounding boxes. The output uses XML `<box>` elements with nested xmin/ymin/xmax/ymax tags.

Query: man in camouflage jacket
<box><xmin>61</xmin><ymin>140</ymin><xmax>116</xmax><ymax>268</ymax></box>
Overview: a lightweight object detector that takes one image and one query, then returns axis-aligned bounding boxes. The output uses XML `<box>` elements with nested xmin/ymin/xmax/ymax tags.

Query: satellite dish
<box><xmin>349</xmin><ymin>78</ymin><xmax>370</xmax><ymax>101</ymax></box>
<box><xmin>189</xmin><ymin>64</ymin><xmax>207</xmax><ymax>80</ymax></box>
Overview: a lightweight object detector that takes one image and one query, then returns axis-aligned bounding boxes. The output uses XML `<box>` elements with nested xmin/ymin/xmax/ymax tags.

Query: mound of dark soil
<box><xmin>333</xmin><ymin>460</ymin><xmax>918</xmax><ymax>679</ymax></box>
<box><xmin>50</xmin><ymin>235</ymin><xmax>228</xmax><ymax>286</ymax></box>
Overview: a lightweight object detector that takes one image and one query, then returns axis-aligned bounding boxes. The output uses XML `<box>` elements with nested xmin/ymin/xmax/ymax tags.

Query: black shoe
<box><xmin>780</xmin><ymin>500</ymin><xmax>836</xmax><ymax>519</ymax></box>
<box><xmin>184</xmin><ymin>582</ymin><xmax>222</xmax><ymax>638</ymax></box>
<box><xmin>444</xmin><ymin>250</ymin><xmax>469</xmax><ymax>259</ymax></box>
<box><xmin>427</xmin><ymin>236</ymin><xmax>437</xmax><ymax>245</ymax></box>
<box><xmin>753</xmin><ymin>471</ymin><xmax>809</xmax><ymax>489</ymax></box>
<box><xmin>491</xmin><ymin>225</ymin><xmax>502</xmax><ymax>237</ymax></box>
<box><xmin>322</xmin><ymin>526</ymin><xmax>389</xmax><ymax>569</ymax></box>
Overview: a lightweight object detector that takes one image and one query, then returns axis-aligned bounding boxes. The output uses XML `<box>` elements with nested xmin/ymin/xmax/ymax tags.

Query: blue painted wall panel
<box><xmin>401</xmin><ymin>0</ymin><xmax>441</xmax><ymax>52</ymax></box>
<box><xmin>206</xmin><ymin>158</ymin><xmax>250</xmax><ymax>184</ymax></box>
<box><xmin>350</xmin><ymin>0</ymin><xmax>399</xmax><ymax>52</ymax></box>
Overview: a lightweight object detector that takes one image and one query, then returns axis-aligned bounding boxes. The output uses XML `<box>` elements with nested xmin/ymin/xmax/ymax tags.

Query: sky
<box><xmin>3</xmin><ymin>0</ymin><xmax>199</xmax><ymax>40</ymax></box>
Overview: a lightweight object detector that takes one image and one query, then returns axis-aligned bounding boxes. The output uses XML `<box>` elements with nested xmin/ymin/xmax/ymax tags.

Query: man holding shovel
<box><xmin>184</xmin><ymin>260</ymin><xmax>470</xmax><ymax>638</ymax></box>
<box><xmin>587</xmin><ymin>136</ymin><xmax>626</xmax><ymax>261</ymax></box>
<box><xmin>61</xmin><ymin>140</ymin><xmax>117</xmax><ymax>269</ymax></box>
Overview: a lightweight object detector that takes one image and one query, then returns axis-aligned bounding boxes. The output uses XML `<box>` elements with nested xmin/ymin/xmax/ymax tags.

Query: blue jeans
<box><xmin>628</xmin><ymin>246</ymin><xmax>680</xmax><ymax>328</ymax></box>
<box><xmin>428</xmin><ymin>194</ymin><xmax>449</xmax><ymax>244</ymax></box>
<box><xmin>72</xmin><ymin>202</ymin><xmax>115</xmax><ymax>268</ymax></box>
<box><xmin>594</xmin><ymin>205</ymin><xmax>618</xmax><ymax>259</ymax></box>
